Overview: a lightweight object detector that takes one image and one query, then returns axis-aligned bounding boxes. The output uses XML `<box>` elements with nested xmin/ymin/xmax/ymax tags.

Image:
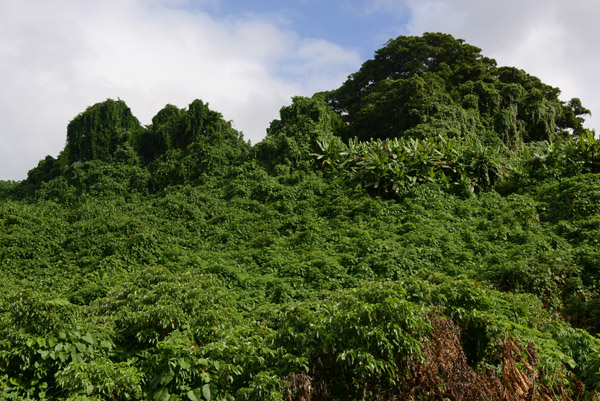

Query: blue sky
<box><xmin>1</xmin><ymin>0</ymin><xmax>599</xmax><ymax>180</ymax></box>
<box><xmin>203</xmin><ymin>0</ymin><xmax>412</xmax><ymax>58</ymax></box>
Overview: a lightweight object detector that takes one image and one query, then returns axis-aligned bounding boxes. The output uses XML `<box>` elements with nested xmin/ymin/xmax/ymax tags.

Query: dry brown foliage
<box><xmin>282</xmin><ymin>372</ymin><xmax>316</xmax><ymax>401</ymax></box>
<box><xmin>281</xmin><ymin>318</ymin><xmax>596</xmax><ymax>401</ymax></box>
<box><xmin>405</xmin><ymin>317</ymin><xmax>504</xmax><ymax>400</ymax></box>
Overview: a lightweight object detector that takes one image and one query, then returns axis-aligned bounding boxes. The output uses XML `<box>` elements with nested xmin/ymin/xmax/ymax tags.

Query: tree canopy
<box><xmin>326</xmin><ymin>32</ymin><xmax>590</xmax><ymax>144</ymax></box>
<box><xmin>65</xmin><ymin>99</ymin><xmax>142</xmax><ymax>164</ymax></box>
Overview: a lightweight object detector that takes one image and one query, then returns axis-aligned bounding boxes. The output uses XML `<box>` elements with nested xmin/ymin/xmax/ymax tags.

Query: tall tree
<box><xmin>326</xmin><ymin>33</ymin><xmax>590</xmax><ymax>145</ymax></box>
<box><xmin>65</xmin><ymin>99</ymin><xmax>141</xmax><ymax>164</ymax></box>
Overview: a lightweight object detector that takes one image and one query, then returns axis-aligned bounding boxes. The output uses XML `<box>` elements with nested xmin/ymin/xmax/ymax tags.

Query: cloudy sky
<box><xmin>1</xmin><ymin>0</ymin><xmax>598</xmax><ymax>180</ymax></box>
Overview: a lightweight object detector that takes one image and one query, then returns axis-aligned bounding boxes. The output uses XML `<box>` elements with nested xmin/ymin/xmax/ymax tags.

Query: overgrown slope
<box><xmin>1</xmin><ymin>33</ymin><xmax>599</xmax><ymax>401</ymax></box>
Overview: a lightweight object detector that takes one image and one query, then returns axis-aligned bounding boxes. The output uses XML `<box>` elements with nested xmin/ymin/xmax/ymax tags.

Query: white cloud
<box><xmin>0</xmin><ymin>0</ymin><xmax>361</xmax><ymax>180</ymax></box>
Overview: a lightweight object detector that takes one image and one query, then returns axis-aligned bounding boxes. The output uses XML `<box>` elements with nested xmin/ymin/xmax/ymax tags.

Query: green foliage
<box><xmin>2</xmin><ymin>32</ymin><xmax>600</xmax><ymax>400</ymax></box>
<box><xmin>5</xmin><ymin>161</ymin><xmax>600</xmax><ymax>398</ymax></box>
<box><xmin>317</xmin><ymin>134</ymin><xmax>513</xmax><ymax>198</ymax></box>
<box><xmin>255</xmin><ymin>95</ymin><xmax>343</xmax><ymax>171</ymax></box>
<box><xmin>0</xmin><ymin>287</ymin><xmax>116</xmax><ymax>399</ymax></box>
<box><xmin>25</xmin><ymin>156</ymin><xmax>61</xmax><ymax>188</ymax></box>
<box><xmin>55</xmin><ymin>359</ymin><xmax>143</xmax><ymax>400</ymax></box>
<box><xmin>272</xmin><ymin>283</ymin><xmax>431</xmax><ymax>399</ymax></box>
<box><xmin>326</xmin><ymin>33</ymin><xmax>589</xmax><ymax>146</ymax></box>
<box><xmin>65</xmin><ymin>99</ymin><xmax>142</xmax><ymax>164</ymax></box>
<box><xmin>0</xmin><ymin>180</ymin><xmax>18</xmax><ymax>200</ymax></box>
<box><xmin>140</xmin><ymin>100</ymin><xmax>245</xmax><ymax>164</ymax></box>
<box><xmin>16</xmin><ymin>98</ymin><xmax>250</xmax><ymax>199</ymax></box>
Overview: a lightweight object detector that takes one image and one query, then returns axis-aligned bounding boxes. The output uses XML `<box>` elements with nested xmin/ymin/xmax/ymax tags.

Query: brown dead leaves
<box><xmin>282</xmin><ymin>318</ymin><xmax>593</xmax><ymax>400</ymax></box>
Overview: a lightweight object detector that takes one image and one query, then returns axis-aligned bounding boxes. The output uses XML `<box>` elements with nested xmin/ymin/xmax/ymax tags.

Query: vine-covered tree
<box><xmin>326</xmin><ymin>32</ymin><xmax>590</xmax><ymax>145</ymax></box>
<box><xmin>140</xmin><ymin>99</ymin><xmax>242</xmax><ymax>164</ymax></box>
<box><xmin>255</xmin><ymin>94</ymin><xmax>344</xmax><ymax>171</ymax></box>
<box><xmin>143</xmin><ymin>100</ymin><xmax>250</xmax><ymax>189</ymax></box>
<box><xmin>64</xmin><ymin>99</ymin><xmax>142</xmax><ymax>164</ymax></box>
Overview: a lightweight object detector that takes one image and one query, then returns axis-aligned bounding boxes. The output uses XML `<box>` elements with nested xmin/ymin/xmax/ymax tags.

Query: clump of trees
<box><xmin>326</xmin><ymin>33</ymin><xmax>589</xmax><ymax>145</ymax></box>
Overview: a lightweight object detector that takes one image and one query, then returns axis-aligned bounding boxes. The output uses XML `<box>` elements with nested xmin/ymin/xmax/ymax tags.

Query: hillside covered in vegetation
<box><xmin>1</xmin><ymin>33</ymin><xmax>600</xmax><ymax>400</ymax></box>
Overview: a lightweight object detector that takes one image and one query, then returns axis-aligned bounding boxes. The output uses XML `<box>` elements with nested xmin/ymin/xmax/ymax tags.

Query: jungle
<box><xmin>1</xmin><ymin>33</ymin><xmax>600</xmax><ymax>400</ymax></box>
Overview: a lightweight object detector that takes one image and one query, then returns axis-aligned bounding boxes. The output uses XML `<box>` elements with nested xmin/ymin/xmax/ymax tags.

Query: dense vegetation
<box><xmin>1</xmin><ymin>33</ymin><xmax>600</xmax><ymax>400</ymax></box>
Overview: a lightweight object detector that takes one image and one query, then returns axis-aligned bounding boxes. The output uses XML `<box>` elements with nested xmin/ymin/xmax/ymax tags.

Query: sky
<box><xmin>1</xmin><ymin>0</ymin><xmax>598</xmax><ymax>181</ymax></box>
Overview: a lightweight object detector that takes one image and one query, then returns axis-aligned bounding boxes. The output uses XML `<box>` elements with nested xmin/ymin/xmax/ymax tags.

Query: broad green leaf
<box><xmin>202</xmin><ymin>384</ymin><xmax>211</xmax><ymax>401</ymax></box>
<box><xmin>187</xmin><ymin>389</ymin><xmax>202</xmax><ymax>401</ymax></box>
<box><xmin>82</xmin><ymin>333</ymin><xmax>95</xmax><ymax>344</ymax></box>
<box><xmin>154</xmin><ymin>388</ymin><xmax>171</xmax><ymax>401</ymax></box>
<box><xmin>177</xmin><ymin>357</ymin><xmax>191</xmax><ymax>370</ymax></box>
<box><xmin>160</xmin><ymin>370</ymin><xmax>175</xmax><ymax>386</ymax></box>
<box><xmin>47</xmin><ymin>298</ymin><xmax>70</xmax><ymax>306</ymax></box>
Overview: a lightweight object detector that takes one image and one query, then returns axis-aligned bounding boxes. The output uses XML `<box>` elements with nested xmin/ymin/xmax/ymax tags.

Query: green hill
<box><xmin>1</xmin><ymin>33</ymin><xmax>599</xmax><ymax>401</ymax></box>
